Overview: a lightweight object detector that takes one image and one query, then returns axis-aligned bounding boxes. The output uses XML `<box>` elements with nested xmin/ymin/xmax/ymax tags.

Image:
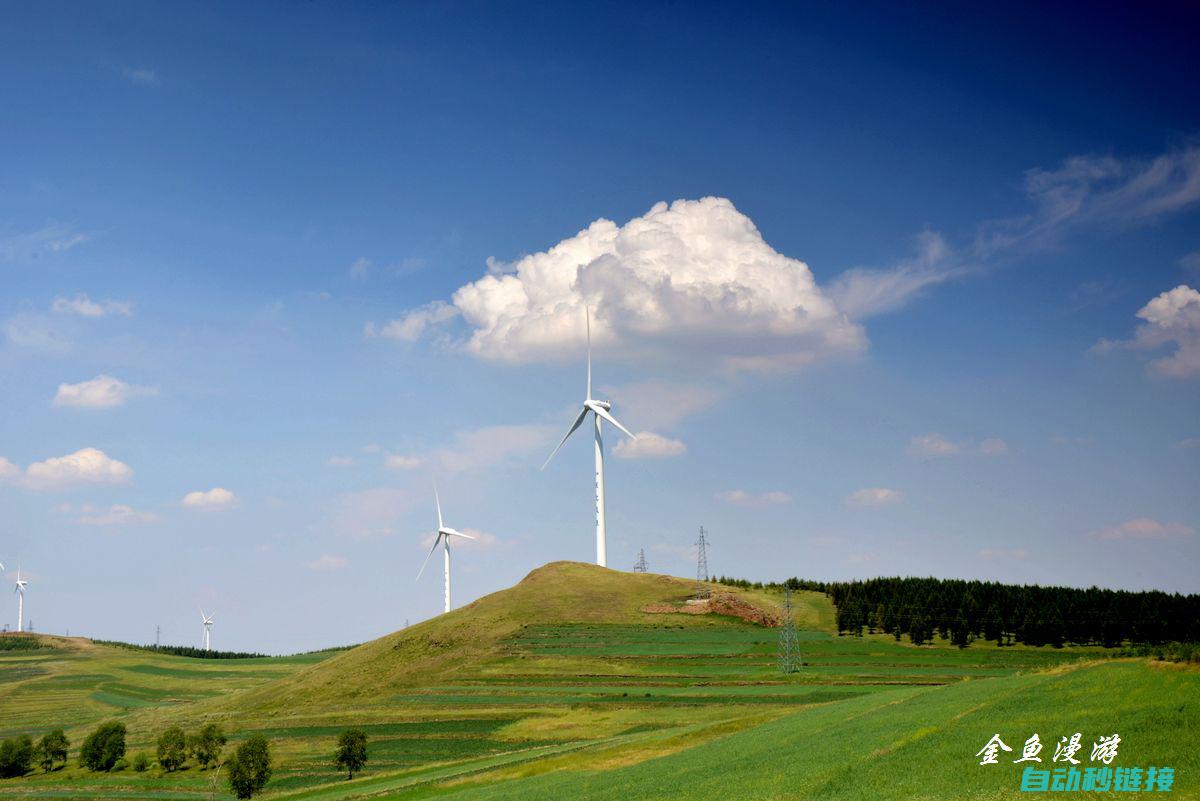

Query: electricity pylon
<box><xmin>779</xmin><ymin>586</ymin><xmax>801</xmax><ymax>674</ymax></box>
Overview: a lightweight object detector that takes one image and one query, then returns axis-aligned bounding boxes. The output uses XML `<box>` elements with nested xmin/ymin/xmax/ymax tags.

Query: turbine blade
<box><xmin>541</xmin><ymin>406</ymin><xmax>589</xmax><ymax>470</ymax></box>
<box><xmin>446</xmin><ymin>528</ymin><xmax>475</xmax><ymax>540</ymax></box>
<box><xmin>434</xmin><ymin>482</ymin><xmax>443</xmax><ymax>530</ymax></box>
<box><xmin>586</xmin><ymin>306</ymin><xmax>592</xmax><ymax>399</ymax></box>
<box><xmin>590</xmin><ymin>404</ymin><xmax>636</xmax><ymax>439</ymax></box>
<box><xmin>416</xmin><ymin>533</ymin><xmax>442</xmax><ymax>580</ymax></box>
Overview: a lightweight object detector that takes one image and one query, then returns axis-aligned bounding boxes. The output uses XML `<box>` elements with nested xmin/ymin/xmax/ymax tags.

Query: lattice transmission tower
<box><xmin>695</xmin><ymin>527</ymin><xmax>710</xmax><ymax>598</ymax></box>
<box><xmin>633</xmin><ymin>549</ymin><xmax>648</xmax><ymax>573</ymax></box>
<box><xmin>778</xmin><ymin>586</ymin><xmax>801</xmax><ymax>673</ymax></box>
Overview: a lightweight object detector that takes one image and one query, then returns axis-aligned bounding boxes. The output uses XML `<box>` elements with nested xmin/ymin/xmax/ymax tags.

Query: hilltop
<box><xmin>226</xmin><ymin>561</ymin><xmax>801</xmax><ymax>712</ymax></box>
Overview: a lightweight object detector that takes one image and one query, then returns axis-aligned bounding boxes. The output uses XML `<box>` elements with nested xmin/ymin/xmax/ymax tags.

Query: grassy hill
<box><xmin>0</xmin><ymin>562</ymin><xmax>1195</xmax><ymax>800</ymax></box>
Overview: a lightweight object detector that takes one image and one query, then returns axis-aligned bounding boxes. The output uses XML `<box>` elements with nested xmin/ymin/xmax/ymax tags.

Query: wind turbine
<box><xmin>416</xmin><ymin>485</ymin><xmax>475</xmax><ymax>614</ymax></box>
<box><xmin>541</xmin><ymin>308</ymin><xmax>636</xmax><ymax>568</ymax></box>
<box><xmin>200</xmin><ymin>610</ymin><xmax>214</xmax><ymax>651</ymax></box>
<box><xmin>13</xmin><ymin>565</ymin><xmax>28</xmax><ymax>634</ymax></box>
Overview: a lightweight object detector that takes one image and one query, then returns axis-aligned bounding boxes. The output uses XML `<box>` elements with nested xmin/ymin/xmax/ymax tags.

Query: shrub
<box><xmin>156</xmin><ymin>727</ymin><xmax>188</xmax><ymax>772</ymax></box>
<box><xmin>0</xmin><ymin>735</ymin><xmax>34</xmax><ymax>778</ymax></box>
<box><xmin>79</xmin><ymin>722</ymin><xmax>126</xmax><ymax>772</ymax></box>
<box><xmin>35</xmin><ymin>730</ymin><xmax>69</xmax><ymax>772</ymax></box>
<box><xmin>131</xmin><ymin>752</ymin><xmax>151</xmax><ymax>772</ymax></box>
<box><xmin>334</xmin><ymin>728</ymin><xmax>368</xmax><ymax>779</ymax></box>
<box><xmin>189</xmin><ymin>723</ymin><xmax>227</xmax><ymax>768</ymax></box>
<box><xmin>226</xmin><ymin>735</ymin><xmax>271</xmax><ymax>799</ymax></box>
<box><xmin>110</xmin><ymin>757</ymin><xmax>129</xmax><ymax>772</ymax></box>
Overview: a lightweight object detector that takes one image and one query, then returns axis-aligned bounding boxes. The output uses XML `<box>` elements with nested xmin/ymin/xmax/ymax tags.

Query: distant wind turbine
<box><xmin>541</xmin><ymin>308</ymin><xmax>636</xmax><ymax>567</ymax></box>
<box><xmin>416</xmin><ymin>484</ymin><xmax>475</xmax><ymax>614</ymax></box>
<box><xmin>14</xmin><ymin>565</ymin><xmax>28</xmax><ymax>634</ymax></box>
<box><xmin>200</xmin><ymin>610</ymin><xmax>214</xmax><ymax>651</ymax></box>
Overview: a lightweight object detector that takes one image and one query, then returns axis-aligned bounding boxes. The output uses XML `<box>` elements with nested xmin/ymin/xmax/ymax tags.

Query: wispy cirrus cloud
<box><xmin>65</xmin><ymin>503</ymin><xmax>158</xmax><ymax>526</ymax></box>
<box><xmin>52</xmin><ymin>294</ymin><xmax>133</xmax><ymax>317</ymax></box>
<box><xmin>0</xmin><ymin>223</ymin><xmax>88</xmax><ymax>262</ymax></box>
<box><xmin>715</xmin><ymin>489</ymin><xmax>791</xmax><ymax>508</ymax></box>
<box><xmin>329</xmin><ymin>487</ymin><xmax>415</xmax><ymax>539</ymax></box>
<box><xmin>908</xmin><ymin>433</ymin><xmax>1008</xmax><ymax>458</ymax></box>
<box><xmin>308</xmin><ymin>554</ymin><xmax>348</xmax><ymax>571</ymax></box>
<box><xmin>122</xmin><ymin>67</ymin><xmax>160</xmax><ymax>87</ymax></box>
<box><xmin>1088</xmin><ymin>518</ymin><xmax>1194</xmax><ymax>541</ymax></box>
<box><xmin>847</xmin><ymin>487</ymin><xmax>904</xmax><ymax>507</ymax></box>
<box><xmin>835</xmin><ymin>142</ymin><xmax>1200</xmax><ymax>320</ymax></box>
<box><xmin>613</xmin><ymin>432</ymin><xmax>686</xmax><ymax>459</ymax></box>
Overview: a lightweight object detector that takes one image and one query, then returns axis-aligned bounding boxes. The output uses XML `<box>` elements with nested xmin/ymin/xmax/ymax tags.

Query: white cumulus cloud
<box><xmin>715</xmin><ymin>489</ymin><xmax>792</xmax><ymax>508</ymax></box>
<box><xmin>182</xmin><ymin>487</ymin><xmax>237</xmax><ymax>511</ymax></box>
<box><xmin>374</xmin><ymin>197</ymin><xmax>864</xmax><ymax>372</ymax></box>
<box><xmin>22</xmin><ymin>448</ymin><xmax>133</xmax><ymax>490</ymax></box>
<box><xmin>847</xmin><ymin>488</ymin><xmax>904</xmax><ymax>507</ymax></box>
<box><xmin>0</xmin><ymin>457</ymin><xmax>20</xmax><ymax>483</ymax></box>
<box><xmin>613</xmin><ymin>432</ymin><xmax>686</xmax><ymax>459</ymax></box>
<box><xmin>1096</xmin><ymin>285</ymin><xmax>1200</xmax><ymax>378</ymax></box>
<box><xmin>53</xmin><ymin>375</ymin><xmax>157</xmax><ymax>408</ymax></box>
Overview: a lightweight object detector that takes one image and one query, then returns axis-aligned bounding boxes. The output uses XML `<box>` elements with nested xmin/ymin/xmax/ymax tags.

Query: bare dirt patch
<box><xmin>640</xmin><ymin>592</ymin><xmax>780</xmax><ymax>627</ymax></box>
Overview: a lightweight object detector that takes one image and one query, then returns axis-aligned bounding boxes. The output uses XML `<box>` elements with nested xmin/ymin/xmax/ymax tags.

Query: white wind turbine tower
<box><xmin>542</xmin><ymin>308</ymin><xmax>636</xmax><ymax>568</ymax></box>
<box><xmin>416</xmin><ymin>485</ymin><xmax>475</xmax><ymax>614</ymax></box>
<box><xmin>13</xmin><ymin>564</ymin><xmax>29</xmax><ymax>633</ymax></box>
<box><xmin>200</xmin><ymin>610</ymin><xmax>214</xmax><ymax>651</ymax></box>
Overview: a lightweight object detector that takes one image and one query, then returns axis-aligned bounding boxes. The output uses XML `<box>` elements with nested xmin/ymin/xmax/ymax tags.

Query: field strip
<box><xmin>272</xmin><ymin>737</ymin><xmax>631</xmax><ymax>800</ymax></box>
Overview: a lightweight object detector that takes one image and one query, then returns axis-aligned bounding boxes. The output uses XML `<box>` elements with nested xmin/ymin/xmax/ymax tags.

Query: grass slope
<box><xmin>1</xmin><ymin>562</ymin><xmax>1192</xmax><ymax>800</ymax></box>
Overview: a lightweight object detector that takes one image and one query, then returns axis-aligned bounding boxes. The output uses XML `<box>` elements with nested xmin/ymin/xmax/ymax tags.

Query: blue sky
<box><xmin>2</xmin><ymin>1</ymin><xmax>1198</xmax><ymax>652</ymax></box>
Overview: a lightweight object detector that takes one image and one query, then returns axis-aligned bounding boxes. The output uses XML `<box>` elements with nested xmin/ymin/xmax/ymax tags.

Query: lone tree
<box><xmin>189</xmin><ymin>723</ymin><xmax>227</xmax><ymax>769</ymax></box>
<box><xmin>0</xmin><ymin>735</ymin><xmax>34</xmax><ymax>778</ymax></box>
<box><xmin>334</xmin><ymin>729</ymin><xmax>368</xmax><ymax>779</ymax></box>
<box><xmin>227</xmin><ymin>734</ymin><xmax>272</xmax><ymax>799</ymax></box>
<box><xmin>79</xmin><ymin>722</ymin><xmax>126</xmax><ymax>772</ymax></box>
<box><xmin>157</xmin><ymin>727</ymin><xmax>188</xmax><ymax>772</ymax></box>
<box><xmin>35</xmin><ymin>730</ymin><xmax>69</xmax><ymax>772</ymax></box>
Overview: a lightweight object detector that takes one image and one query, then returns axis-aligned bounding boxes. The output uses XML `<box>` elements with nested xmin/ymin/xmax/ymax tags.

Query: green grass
<box><xmin>0</xmin><ymin>563</ymin><xmax>1194</xmax><ymax>800</ymax></box>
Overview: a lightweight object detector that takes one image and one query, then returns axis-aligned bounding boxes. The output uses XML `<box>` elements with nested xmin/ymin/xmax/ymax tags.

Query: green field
<box><xmin>1</xmin><ymin>562</ymin><xmax>1196</xmax><ymax>799</ymax></box>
